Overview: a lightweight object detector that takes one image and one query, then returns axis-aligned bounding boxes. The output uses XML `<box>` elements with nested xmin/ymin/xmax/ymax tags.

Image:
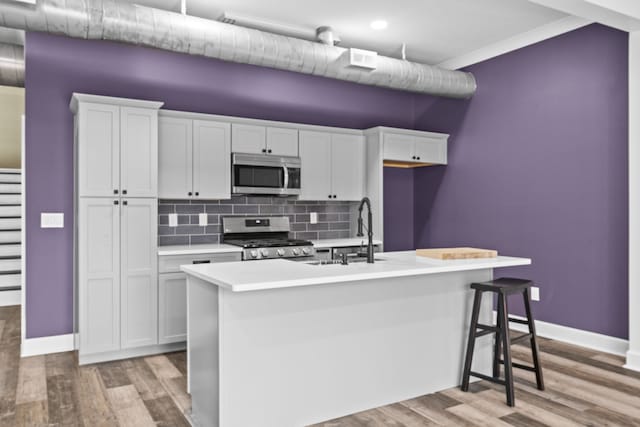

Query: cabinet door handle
<box><xmin>114</xmin><ymin>189</ymin><xmax>118</xmax><ymax>194</ymax></box>
<box><xmin>267</xmin><ymin>149</ymin><xmax>272</xmax><ymax>154</ymax></box>
<box><xmin>328</xmin><ymin>195</ymin><xmax>332</xmax><ymax>199</ymax></box>
<box><xmin>412</xmin><ymin>156</ymin><xmax>416</xmax><ymax>160</ymax></box>
<box><xmin>333</xmin><ymin>195</ymin><xmax>337</xmax><ymax>199</ymax></box>
<box><xmin>122</xmin><ymin>190</ymin><xmax>127</xmax><ymax>195</ymax></box>
<box><xmin>195</xmin><ymin>192</ymin><xmax>199</xmax><ymax>196</ymax></box>
<box><xmin>188</xmin><ymin>192</ymin><xmax>193</xmax><ymax>196</ymax></box>
<box><xmin>192</xmin><ymin>260</ymin><xmax>211</xmax><ymax>264</ymax></box>
<box><xmin>123</xmin><ymin>200</ymin><xmax>128</xmax><ymax>206</ymax></box>
<box><xmin>114</xmin><ymin>200</ymin><xmax>119</xmax><ymax>205</ymax></box>
<box><xmin>262</xmin><ymin>148</ymin><xmax>267</xmax><ymax>153</ymax></box>
<box><xmin>417</xmin><ymin>156</ymin><xmax>421</xmax><ymax>160</ymax></box>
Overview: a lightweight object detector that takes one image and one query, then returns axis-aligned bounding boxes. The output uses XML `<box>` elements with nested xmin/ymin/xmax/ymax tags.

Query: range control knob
<box><xmin>260</xmin><ymin>249</ymin><xmax>269</xmax><ymax>258</ymax></box>
<box><xmin>302</xmin><ymin>247</ymin><xmax>310</xmax><ymax>255</ymax></box>
<box><xmin>292</xmin><ymin>248</ymin><xmax>300</xmax><ymax>256</ymax></box>
<box><xmin>250</xmin><ymin>250</ymin><xmax>258</xmax><ymax>259</ymax></box>
<box><xmin>277</xmin><ymin>249</ymin><xmax>285</xmax><ymax>257</ymax></box>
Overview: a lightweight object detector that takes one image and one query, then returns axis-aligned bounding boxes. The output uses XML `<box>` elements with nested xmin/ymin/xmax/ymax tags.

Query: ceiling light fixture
<box><xmin>370</xmin><ymin>20</ymin><xmax>388</xmax><ymax>30</ymax></box>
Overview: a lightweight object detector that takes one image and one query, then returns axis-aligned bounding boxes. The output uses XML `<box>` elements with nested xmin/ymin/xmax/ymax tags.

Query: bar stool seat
<box><xmin>460</xmin><ymin>277</ymin><xmax>544</xmax><ymax>406</ymax></box>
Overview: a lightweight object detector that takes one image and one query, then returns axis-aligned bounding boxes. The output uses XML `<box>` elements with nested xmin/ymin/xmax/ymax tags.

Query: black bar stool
<box><xmin>460</xmin><ymin>277</ymin><xmax>544</xmax><ymax>406</ymax></box>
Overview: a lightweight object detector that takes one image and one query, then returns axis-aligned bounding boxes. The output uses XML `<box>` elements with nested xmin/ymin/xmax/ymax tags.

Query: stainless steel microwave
<box><xmin>232</xmin><ymin>153</ymin><xmax>301</xmax><ymax>196</ymax></box>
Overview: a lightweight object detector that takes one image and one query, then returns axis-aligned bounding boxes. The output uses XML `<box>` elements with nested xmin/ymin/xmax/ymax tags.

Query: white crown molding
<box><xmin>21</xmin><ymin>333</ymin><xmax>75</xmax><ymax>358</ymax></box>
<box><xmin>494</xmin><ymin>311</ymin><xmax>629</xmax><ymax>357</ymax></box>
<box><xmin>437</xmin><ymin>16</ymin><xmax>591</xmax><ymax>70</ymax></box>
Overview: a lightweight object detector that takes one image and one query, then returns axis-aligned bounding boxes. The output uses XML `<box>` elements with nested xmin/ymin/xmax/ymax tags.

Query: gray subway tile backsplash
<box><xmin>158</xmin><ymin>197</ymin><xmax>356</xmax><ymax>246</ymax></box>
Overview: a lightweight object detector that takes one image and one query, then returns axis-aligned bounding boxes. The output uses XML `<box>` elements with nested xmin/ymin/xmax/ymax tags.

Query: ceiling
<box><xmin>0</xmin><ymin>0</ymin><xmax>570</xmax><ymax>66</ymax></box>
<box><xmin>132</xmin><ymin>0</ymin><xmax>569</xmax><ymax>65</ymax></box>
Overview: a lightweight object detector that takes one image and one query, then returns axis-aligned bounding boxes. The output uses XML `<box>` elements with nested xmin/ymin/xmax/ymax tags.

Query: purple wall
<box><xmin>383</xmin><ymin>167</ymin><xmax>416</xmax><ymax>251</ymax></box>
<box><xmin>25</xmin><ymin>32</ymin><xmax>419</xmax><ymax>338</ymax></box>
<box><xmin>25</xmin><ymin>24</ymin><xmax>629</xmax><ymax>341</ymax></box>
<box><xmin>413</xmin><ymin>24</ymin><xmax>629</xmax><ymax>339</ymax></box>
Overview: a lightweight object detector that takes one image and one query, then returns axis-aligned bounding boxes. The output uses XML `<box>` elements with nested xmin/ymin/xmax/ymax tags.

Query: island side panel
<box><xmin>187</xmin><ymin>276</ymin><xmax>220</xmax><ymax>427</ymax></box>
<box><xmin>217</xmin><ymin>269</ymin><xmax>493</xmax><ymax>427</ymax></box>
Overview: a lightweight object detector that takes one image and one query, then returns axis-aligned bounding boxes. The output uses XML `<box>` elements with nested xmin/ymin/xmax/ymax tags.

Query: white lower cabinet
<box><xmin>120</xmin><ymin>199</ymin><xmax>158</xmax><ymax>349</ymax></box>
<box><xmin>78</xmin><ymin>197</ymin><xmax>158</xmax><ymax>363</ymax></box>
<box><xmin>158</xmin><ymin>273</ymin><xmax>188</xmax><ymax>344</ymax></box>
<box><xmin>158</xmin><ymin>252</ymin><xmax>241</xmax><ymax>344</ymax></box>
<box><xmin>78</xmin><ymin>198</ymin><xmax>121</xmax><ymax>355</ymax></box>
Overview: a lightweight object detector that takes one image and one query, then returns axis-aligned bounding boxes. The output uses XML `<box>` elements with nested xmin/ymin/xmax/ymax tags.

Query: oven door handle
<box><xmin>283</xmin><ymin>165</ymin><xmax>289</xmax><ymax>190</ymax></box>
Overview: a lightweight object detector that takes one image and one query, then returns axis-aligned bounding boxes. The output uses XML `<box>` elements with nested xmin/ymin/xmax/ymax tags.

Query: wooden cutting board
<box><xmin>416</xmin><ymin>247</ymin><xmax>498</xmax><ymax>260</ymax></box>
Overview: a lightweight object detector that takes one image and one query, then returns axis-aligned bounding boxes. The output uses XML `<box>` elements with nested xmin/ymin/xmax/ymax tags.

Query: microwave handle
<box><xmin>283</xmin><ymin>165</ymin><xmax>289</xmax><ymax>189</ymax></box>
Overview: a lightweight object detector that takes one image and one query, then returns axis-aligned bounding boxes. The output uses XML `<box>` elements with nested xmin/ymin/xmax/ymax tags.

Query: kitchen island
<box><xmin>181</xmin><ymin>251</ymin><xmax>531</xmax><ymax>427</ymax></box>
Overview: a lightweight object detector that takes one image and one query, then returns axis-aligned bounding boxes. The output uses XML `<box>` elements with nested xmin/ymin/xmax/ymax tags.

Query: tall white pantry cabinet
<box><xmin>71</xmin><ymin>94</ymin><xmax>165</xmax><ymax>365</ymax></box>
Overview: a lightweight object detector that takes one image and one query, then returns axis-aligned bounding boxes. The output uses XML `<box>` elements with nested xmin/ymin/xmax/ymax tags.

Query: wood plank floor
<box><xmin>1</xmin><ymin>305</ymin><xmax>639</xmax><ymax>426</ymax></box>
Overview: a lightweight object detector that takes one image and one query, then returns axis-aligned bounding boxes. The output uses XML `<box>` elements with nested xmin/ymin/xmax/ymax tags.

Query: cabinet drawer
<box><xmin>158</xmin><ymin>252</ymin><xmax>241</xmax><ymax>273</ymax></box>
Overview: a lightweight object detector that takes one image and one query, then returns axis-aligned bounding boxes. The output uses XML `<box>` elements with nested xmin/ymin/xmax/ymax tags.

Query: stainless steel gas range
<box><xmin>222</xmin><ymin>216</ymin><xmax>315</xmax><ymax>260</ymax></box>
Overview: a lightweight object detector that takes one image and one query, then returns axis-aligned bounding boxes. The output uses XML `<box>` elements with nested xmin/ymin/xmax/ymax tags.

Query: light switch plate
<box><xmin>168</xmin><ymin>213</ymin><xmax>178</xmax><ymax>227</ymax></box>
<box><xmin>310</xmin><ymin>212</ymin><xmax>318</xmax><ymax>224</ymax></box>
<box><xmin>41</xmin><ymin>213</ymin><xmax>64</xmax><ymax>228</ymax></box>
<box><xmin>199</xmin><ymin>213</ymin><xmax>208</xmax><ymax>226</ymax></box>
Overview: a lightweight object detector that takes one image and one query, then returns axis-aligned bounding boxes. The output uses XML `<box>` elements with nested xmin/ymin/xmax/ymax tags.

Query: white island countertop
<box><xmin>181</xmin><ymin>250</ymin><xmax>531</xmax><ymax>292</ymax></box>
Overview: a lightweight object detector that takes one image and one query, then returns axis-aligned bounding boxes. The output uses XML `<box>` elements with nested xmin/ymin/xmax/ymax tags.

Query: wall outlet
<box><xmin>168</xmin><ymin>213</ymin><xmax>178</xmax><ymax>227</ymax></box>
<box><xmin>310</xmin><ymin>212</ymin><xmax>318</xmax><ymax>224</ymax></box>
<box><xmin>531</xmin><ymin>286</ymin><xmax>540</xmax><ymax>301</ymax></box>
<box><xmin>41</xmin><ymin>212</ymin><xmax>64</xmax><ymax>228</ymax></box>
<box><xmin>199</xmin><ymin>213</ymin><xmax>208</xmax><ymax>226</ymax></box>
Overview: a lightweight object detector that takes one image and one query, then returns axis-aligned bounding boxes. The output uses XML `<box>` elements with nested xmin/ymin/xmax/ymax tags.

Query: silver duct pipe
<box><xmin>0</xmin><ymin>0</ymin><xmax>477</xmax><ymax>98</ymax></box>
<box><xmin>0</xmin><ymin>43</ymin><xmax>24</xmax><ymax>87</ymax></box>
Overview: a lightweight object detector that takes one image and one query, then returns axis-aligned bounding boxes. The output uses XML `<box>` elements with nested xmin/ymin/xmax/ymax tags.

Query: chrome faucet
<box><xmin>356</xmin><ymin>197</ymin><xmax>374</xmax><ymax>263</ymax></box>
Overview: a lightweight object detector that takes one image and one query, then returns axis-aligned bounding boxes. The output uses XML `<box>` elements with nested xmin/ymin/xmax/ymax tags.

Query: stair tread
<box><xmin>0</xmin><ymin>231</ymin><xmax>21</xmax><ymax>244</ymax></box>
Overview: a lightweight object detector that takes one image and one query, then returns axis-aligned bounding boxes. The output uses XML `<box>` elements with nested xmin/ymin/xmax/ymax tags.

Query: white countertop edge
<box><xmin>181</xmin><ymin>256</ymin><xmax>531</xmax><ymax>293</ymax></box>
<box><xmin>158</xmin><ymin>244</ymin><xmax>243</xmax><ymax>256</ymax></box>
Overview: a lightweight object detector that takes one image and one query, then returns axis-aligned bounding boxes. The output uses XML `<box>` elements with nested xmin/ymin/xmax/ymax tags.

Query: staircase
<box><xmin>0</xmin><ymin>169</ymin><xmax>22</xmax><ymax>306</ymax></box>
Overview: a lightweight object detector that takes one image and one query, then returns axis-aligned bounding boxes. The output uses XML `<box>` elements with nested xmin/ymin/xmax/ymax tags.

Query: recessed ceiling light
<box><xmin>370</xmin><ymin>20</ymin><xmax>388</xmax><ymax>30</ymax></box>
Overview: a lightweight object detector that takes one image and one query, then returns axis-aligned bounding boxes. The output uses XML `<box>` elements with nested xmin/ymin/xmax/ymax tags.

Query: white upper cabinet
<box><xmin>158</xmin><ymin>117</ymin><xmax>193</xmax><ymax>199</ymax></box>
<box><xmin>72</xmin><ymin>94</ymin><xmax>163</xmax><ymax>198</ymax></box>
<box><xmin>299</xmin><ymin>131</ymin><xmax>332</xmax><ymax>200</ymax></box>
<box><xmin>120</xmin><ymin>107</ymin><xmax>158</xmax><ymax>198</ymax></box>
<box><xmin>159</xmin><ymin>115</ymin><xmax>231</xmax><ymax>200</ymax></box>
<box><xmin>331</xmin><ymin>134</ymin><xmax>365</xmax><ymax>201</ymax></box>
<box><xmin>299</xmin><ymin>130</ymin><xmax>364</xmax><ymax>201</ymax></box>
<box><xmin>232</xmin><ymin>123</ymin><xmax>299</xmax><ymax>156</ymax></box>
<box><xmin>383</xmin><ymin>131</ymin><xmax>448</xmax><ymax>164</ymax></box>
<box><xmin>193</xmin><ymin>120</ymin><xmax>231</xmax><ymax>199</ymax></box>
<box><xmin>414</xmin><ymin>136</ymin><xmax>447</xmax><ymax>164</ymax></box>
<box><xmin>383</xmin><ymin>133</ymin><xmax>414</xmax><ymax>162</ymax></box>
<box><xmin>232</xmin><ymin>123</ymin><xmax>266</xmax><ymax>154</ymax></box>
<box><xmin>266</xmin><ymin>127</ymin><xmax>298</xmax><ymax>156</ymax></box>
<box><xmin>77</xmin><ymin>102</ymin><xmax>120</xmax><ymax>197</ymax></box>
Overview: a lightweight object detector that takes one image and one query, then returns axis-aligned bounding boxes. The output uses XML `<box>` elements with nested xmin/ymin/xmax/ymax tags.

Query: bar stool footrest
<box><xmin>510</xmin><ymin>333</ymin><xmax>532</xmax><ymax>344</ymax></box>
<box><xmin>475</xmin><ymin>329</ymin><xmax>498</xmax><ymax>338</ymax></box>
<box><xmin>469</xmin><ymin>371</ymin><xmax>506</xmax><ymax>386</ymax></box>
<box><xmin>507</xmin><ymin>317</ymin><xmax>530</xmax><ymax>325</ymax></box>
<box><xmin>498</xmin><ymin>360</ymin><xmax>537</xmax><ymax>372</ymax></box>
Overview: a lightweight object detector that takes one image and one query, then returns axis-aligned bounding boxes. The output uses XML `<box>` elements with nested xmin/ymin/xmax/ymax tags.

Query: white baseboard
<box><xmin>624</xmin><ymin>350</ymin><xmax>640</xmax><ymax>372</ymax></box>
<box><xmin>21</xmin><ymin>333</ymin><xmax>75</xmax><ymax>357</ymax></box>
<box><xmin>493</xmin><ymin>311</ymin><xmax>629</xmax><ymax>356</ymax></box>
<box><xmin>0</xmin><ymin>290</ymin><xmax>20</xmax><ymax>307</ymax></box>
